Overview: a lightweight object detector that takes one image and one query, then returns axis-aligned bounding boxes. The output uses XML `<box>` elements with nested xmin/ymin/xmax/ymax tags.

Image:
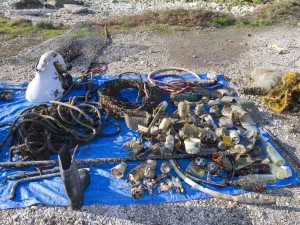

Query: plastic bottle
<box><xmin>264</xmin><ymin>142</ymin><xmax>285</xmax><ymax>166</ymax></box>
<box><xmin>269</xmin><ymin>164</ymin><xmax>292</xmax><ymax>179</ymax></box>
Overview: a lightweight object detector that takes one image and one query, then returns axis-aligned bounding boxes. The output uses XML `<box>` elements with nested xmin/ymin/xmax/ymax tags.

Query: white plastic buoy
<box><xmin>26</xmin><ymin>51</ymin><xmax>68</xmax><ymax>102</ymax></box>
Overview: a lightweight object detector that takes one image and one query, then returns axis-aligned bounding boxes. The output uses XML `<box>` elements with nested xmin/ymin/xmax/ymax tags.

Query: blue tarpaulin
<box><xmin>0</xmin><ymin>74</ymin><xmax>299</xmax><ymax>210</ymax></box>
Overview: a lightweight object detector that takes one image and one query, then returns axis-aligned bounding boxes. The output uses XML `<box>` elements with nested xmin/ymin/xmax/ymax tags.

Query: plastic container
<box><xmin>265</xmin><ymin>142</ymin><xmax>285</xmax><ymax>166</ymax></box>
<box><xmin>269</xmin><ymin>164</ymin><xmax>292</xmax><ymax>179</ymax></box>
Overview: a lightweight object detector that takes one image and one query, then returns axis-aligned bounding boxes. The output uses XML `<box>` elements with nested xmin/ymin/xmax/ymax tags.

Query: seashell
<box><xmin>124</xmin><ymin>140</ymin><xmax>144</xmax><ymax>154</ymax></box>
<box><xmin>198</xmin><ymin>129</ymin><xmax>217</xmax><ymax>144</ymax></box>
<box><xmin>178</xmin><ymin>101</ymin><xmax>190</xmax><ymax>118</ymax></box>
<box><xmin>229</xmin><ymin>130</ymin><xmax>240</xmax><ymax>145</ymax></box>
<box><xmin>160</xmin><ymin>162</ymin><xmax>172</xmax><ymax>174</ymax></box>
<box><xmin>194</xmin><ymin>104</ymin><xmax>206</xmax><ymax>116</ymax></box>
<box><xmin>158</xmin><ymin>118</ymin><xmax>171</xmax><ymax>132</ymax></box>
<box><xmin>111</xmin><ymin>162</ymin><xmax>127</xmax><ymax>179</ymax></box>
<box><xmin>184</xmin><ymin>137</ymin><xmax>201</xmax><ymax>154</ymax></box>
<box><xmin>218</xmin><ymin>117</ymin><xmax>233</xmax><ymax>128</ymax></box>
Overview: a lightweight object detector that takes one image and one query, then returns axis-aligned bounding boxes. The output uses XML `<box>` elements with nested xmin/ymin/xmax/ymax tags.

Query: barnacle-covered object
<box><xmin>178</xmin><ymin>101</ymin><xmax>190</xmax><ymax>118</ymax></box>
<box><xmin>130</xmin><ymin>183</ymin><xmax>144</xmax><ymax>199</ymax></box>
<box><xmin>160</xmin><ymin>162</ymin><xmax>172</xmax><ymax>174</ymax></box>
<box><xmin>184</xmin><ymin>138</ymin><xmax>201</xmax><ymax>154</ymax></box>
<box><xmin>218</xmin><ymin>117</ymin><xmax>233</xmax><ymax>128</ymax></box>
<box><xmin>98</xmin><ymin>79</ymin><xmax>163</xmax><ymax>118</ymax></box>
<box><xmin>124</xmin><ymin>111</ymin><xmax>151</xmax><ymax>129</ymax></box>
<box><xmin>186</xmin><ymin>161</ymin><xmax>205</xmax><ymax>178</ymax></box>
<box><xmin>124</xmin><ymin>140</ymin><xmax>144</xmax><ymax>155</ymax></box>
<box><xmin>181</xmin><ymin>123</ymin><xmax>201</xmax><ymax>138</ymax></box>
<box><xmin>194</xmin><ymin>104</ymin><xmax>206</xmax><ymax>116</ymax></box>
<box><xmin>229</xmin><ymin>130</ymin><xmax>240</xmax><ymax>145</ymax></box>
<box><xmin>198</xmin><ymin>129</ymin><xmax>217</xmax><ymax>144</ymax></box>
<box><xmin>172</xmin><ymin>176</ymin><xmax>185</xmax><ymax>194</ymax></box>
<box><xmin>111</xmin><ymin>162</ymin><xmax>127</xmax><ymax>179</ymax></box>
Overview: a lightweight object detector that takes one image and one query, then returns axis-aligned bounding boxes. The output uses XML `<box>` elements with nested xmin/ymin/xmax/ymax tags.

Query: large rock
<box><xmin>63</xmin><ymin>4</ymin><xmax>88</xmax><ymax>14</ymax></box>
<box><xmin>47</xmin><ymin>0</ymin><xmax>83</xmax><ymax>8</ymax></box>
<box><xmin>242</xmin><ymin>68</ymin><xmax>283</xmax><ymax>95</ymax></box>
<box><xmin>11</xmin><ymin>0</ymin><xmax>43</xmax><ymax>9</ymax></box>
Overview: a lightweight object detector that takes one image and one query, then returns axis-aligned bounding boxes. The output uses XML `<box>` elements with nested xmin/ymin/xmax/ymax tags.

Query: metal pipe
<box><xmin>0</xmin><ymin>150</ymin><xmax>216</xmax><ymax>169</ymax></box>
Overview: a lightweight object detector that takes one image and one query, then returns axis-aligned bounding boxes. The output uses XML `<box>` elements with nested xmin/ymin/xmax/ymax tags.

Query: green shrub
<box><xmin>35</xmin><ymin>20</ymin><xmax>56</xmax><ymax>29</ymax></box>
<box><xmin>9</xmin><ymin>17</ymin><xmax>32</xmax><ymax>27</ymax></box>
<box><xmin>122</xmin><ymin>21</ymin><xmax>137</xmax><ymax>28</ymax></box>
<box><xmin>215</xmin><ymin>16</ymin><xmax>236</xmax><ymax>26</ymax></box>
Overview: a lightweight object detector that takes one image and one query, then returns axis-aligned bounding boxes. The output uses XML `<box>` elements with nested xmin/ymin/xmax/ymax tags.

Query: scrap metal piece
<box><xmin>111</xmin><ymin>162</ymin><xmax>127</xmax><ymax>179</ymax></box>
<box><xmin>184</xmin><ymin>138</ymin><xmax>201</xmax><ymax>154</ymax></box>
<box><xmin>9</xmin><ymin>172</ymin><xmax>60</xmax><ymax>200</ymax></box>
<box><xmin>160</xmin><ymin>162</ymin><xmax>172</xmax><ymax>174</ymax></box>
<box><xmin>124</xmin><ymin>140</ymin><xmax>144</xmax><ymax>155</ymax></box>
<box><xmin>172</xmin><ymin>176</ymin><xmax>185</xmax><ymax>194</ymax></box>
<box><xmin>124</xmin><ymin>111</ymin><xmax>151</xmax><ymax>129</ymax></box>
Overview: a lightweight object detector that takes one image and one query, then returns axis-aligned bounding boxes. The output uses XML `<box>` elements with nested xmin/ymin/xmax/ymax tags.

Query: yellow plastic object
<box><xmin>222</xmin><ymin>135</ymin><xmax>231</xmax><ymax>146</ymax></box>
<box><xmin>263</xmin><ymin>72</ymin><xmax>300</xmax><ymax>113</ymax></box>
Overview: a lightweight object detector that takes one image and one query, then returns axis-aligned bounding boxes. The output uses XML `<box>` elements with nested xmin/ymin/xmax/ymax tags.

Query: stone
<box><xmin>47</xmin><ymin>0</ymin><xmax>83</xmax><ymax>8</ymax></box>
<box><xmin>11</xmin><ymin>0</ymin><xmax>43</xmax><ymax>9</ymax></box>
<box><xmin>63</xmin><ymin>4</ymin><xmax>88</xmax><ymax>14</ymax></box>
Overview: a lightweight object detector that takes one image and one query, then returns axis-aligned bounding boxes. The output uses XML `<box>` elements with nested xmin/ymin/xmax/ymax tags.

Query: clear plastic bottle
<box><xmin>269</xmin><ymin>164</ymin><xmax>292</xmax><ymax>179</ymax></box>
<box><xmin>264</xmin><ymin>142</ymin><xmax>285</xmax><ymax>166</ymax></box>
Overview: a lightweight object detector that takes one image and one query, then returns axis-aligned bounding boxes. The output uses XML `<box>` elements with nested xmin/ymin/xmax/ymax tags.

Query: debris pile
<box><xmin>0</xmin><ymin>65</ymin><xmax>296</xmax><ymax>209</ymax></box>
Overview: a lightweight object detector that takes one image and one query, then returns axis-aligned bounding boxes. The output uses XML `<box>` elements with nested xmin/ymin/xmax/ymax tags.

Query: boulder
<box><xmin>63</xmin><ymin>4</ymin><xmax>88</xmax><ymax>14</ymax></box>
<box><xmin>47</xmin><ymin>0</ymin><xmax>83</xmax><ymax>8</ymax></box>
<box><xmin>11</xmin><ymin>0</ymin><xmax>43</xmax><ymax>9</ymax></box>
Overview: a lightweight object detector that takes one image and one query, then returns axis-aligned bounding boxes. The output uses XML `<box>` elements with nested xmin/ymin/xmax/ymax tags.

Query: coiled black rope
<box><xmin>1</xmin><ymin>100</ymin><xmax>120</xmax><ymax>161</ymax></box>
<box><xmin>97</xmin><ymin>77</ymin><xmax>163</xmax><ymax>118</ymax></box>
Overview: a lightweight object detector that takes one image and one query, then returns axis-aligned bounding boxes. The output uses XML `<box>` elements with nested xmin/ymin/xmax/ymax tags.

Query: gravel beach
<box><xmin>0</xmin><ymin>1</ymin><xmax>299</xmax><ymax>224</ymax></box>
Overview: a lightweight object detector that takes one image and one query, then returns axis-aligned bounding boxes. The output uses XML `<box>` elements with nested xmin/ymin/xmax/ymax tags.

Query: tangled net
<box><xmin>98</xmin><ymin>78</ymin><xmax>163</xmax><ymax>118</ymax></box>
<box><xmin>264</xmin><ymin>72</ymin><xmax>300</xmax><ymax>113</ymax></box>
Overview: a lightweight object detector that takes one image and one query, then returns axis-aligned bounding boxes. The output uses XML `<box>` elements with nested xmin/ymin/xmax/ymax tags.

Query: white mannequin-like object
<box><xmin>26</xmin><ymin>51</ymin><xmax>68</xmax><ymax>102</ymax></box>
